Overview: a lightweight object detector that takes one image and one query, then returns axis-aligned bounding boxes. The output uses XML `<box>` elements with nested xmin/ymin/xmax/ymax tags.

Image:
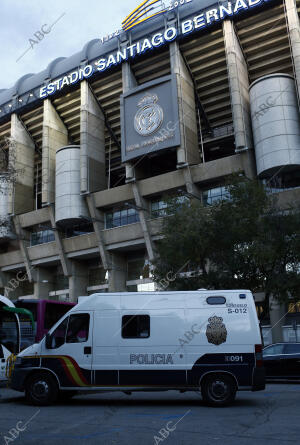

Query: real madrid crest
<box><xmin>206</xmin><ymin>316</ymin><xmax>227</xmax><ymax>346</ymax></box>
<box><xmin>134</xmin><ymin>94</ymin><xmax>163</xmax><ymax>136</ymax></box>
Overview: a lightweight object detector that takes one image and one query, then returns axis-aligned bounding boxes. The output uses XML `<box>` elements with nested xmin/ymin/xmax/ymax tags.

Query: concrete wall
<box><xmin>285</xmin><ymin>0</ymin><xmax>300</xmax><ymax>104</ymax></box>
<box><xmin>9</xmin><ymin>114</ymin><xmax>35</xmax><ymax>214</ymax></box>
<box><xmin>80</xmin><ymin>81</ymin><xmax>106</xmax><ymax>193</ymax></box>
<box><xmin>42</xmin><ymin>99</ymin><xmax>68</xmax><ymax>205</ymax></box>
<box><xmin>170</xmin><ymin>41</ymin><xmax>200</xmax><ymax>166</ymax></box>
<box><xmin>223</xmin><ymin>20</ymin><xmax>253</xmax><ymax>153</ymax></box>
<box><xmin>69</xmin><ymin>260</ymin><xmax>89</xmax><ymax>302</ymax></box>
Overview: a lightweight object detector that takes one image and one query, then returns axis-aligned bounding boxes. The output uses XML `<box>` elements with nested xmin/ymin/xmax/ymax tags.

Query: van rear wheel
<box><xmin>201</xmin><ymin>374</ymin><xmax>236</xmax><ymax>407</ymax></box>
<box><xmin>25</xmin><ymin>372</ymin><xmax>58</xmax><ymax>406</ymax></box>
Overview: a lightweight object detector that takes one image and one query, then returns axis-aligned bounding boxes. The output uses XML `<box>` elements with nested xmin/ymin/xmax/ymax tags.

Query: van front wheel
<box><xmin>25</xmin><ymin>372</ymin><xmax>58</xmax><ymax>406</ymax></box>
<box><xmin>201</xmin><ymin>374</ymin><xmax>236</xmax><ymax>407</ymax></box>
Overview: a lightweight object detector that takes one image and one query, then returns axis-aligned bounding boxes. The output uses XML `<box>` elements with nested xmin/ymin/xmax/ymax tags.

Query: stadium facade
<box><xmin>0</xmin><ymin>0</ymin><xmax>300</xmax><ymax>342</ymax></box>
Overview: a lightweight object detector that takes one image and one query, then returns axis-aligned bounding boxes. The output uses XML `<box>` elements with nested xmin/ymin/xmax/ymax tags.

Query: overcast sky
<box><xmin>0</xmin><ymin>0</ymin><xmax>140</xmax><ymax>90</ymax></box>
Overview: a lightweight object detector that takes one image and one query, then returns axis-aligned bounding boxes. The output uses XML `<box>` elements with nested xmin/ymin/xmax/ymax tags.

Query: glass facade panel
<box><xmin>151</xmin><ymin>200</ymin><xmax>168</xmax><ymax>218</ymax></box>
<box><xmin>30</xmin><ymin>230</ymin><xmax>55</xmax><ymax>246</ymax></box>
<box><xmin>105</xmin><ymin>207</ymin><xmax>139</xmax><ymax>229</ymax></box>
<box><xmin>203</xmin><ymin>186</ymin><xmax>230</xmax><ymax>206</ymax></box>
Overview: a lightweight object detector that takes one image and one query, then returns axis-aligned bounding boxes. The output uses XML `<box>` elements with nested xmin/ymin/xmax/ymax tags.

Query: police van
<box><xmin>10</xmin><ymin>290</ymin><xmax>265</xmax><ymax>406</ymax></box>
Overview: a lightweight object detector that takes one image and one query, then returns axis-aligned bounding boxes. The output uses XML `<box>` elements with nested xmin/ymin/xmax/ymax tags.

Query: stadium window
<box><xmin>30</xmin><ymin>229</ymin><xmax>55</xmax><ymax>246</ymax></box>
<box><xmin>151</xmin><ymin>200</ymin><xmax>168</xmax><ymax>218</ymax></box>
<box><xmin>203</xmin><ymin>186</ymin><xmax>231</xmax><ymax>206</ymax></box>
<box><xmin>105</xmin><ymin>206</ymin><xmax>139</xmax><ymax>229</ymax></box>
<box><xmin>151</xmin><ymin>196</ymin><xmax>189</xmax><ymax>219</ymax></box>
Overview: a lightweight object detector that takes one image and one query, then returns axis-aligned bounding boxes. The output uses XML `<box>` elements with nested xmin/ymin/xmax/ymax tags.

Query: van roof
<box><xmin>73</xmin><ymin>290</ymin><xmax>252</xmax><ymax>312</ymax></box>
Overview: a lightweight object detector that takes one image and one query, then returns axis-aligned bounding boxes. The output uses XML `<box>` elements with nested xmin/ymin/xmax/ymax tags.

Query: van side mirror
<box><xmin>45</xmin><ymin>333</ymin><xmax>52</xmax><ymax>349</ymax></box>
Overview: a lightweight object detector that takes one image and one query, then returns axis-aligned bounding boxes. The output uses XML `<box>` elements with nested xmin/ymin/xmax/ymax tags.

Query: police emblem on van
<box><xmin>134</xmin><ymin>94</ymin><xmax>163</xmax><ymax>136</ymax></box>
<box><xmin>206</xmin><ymin>316</ymin><xmax>227</xmax><ymax>346</ymax></box>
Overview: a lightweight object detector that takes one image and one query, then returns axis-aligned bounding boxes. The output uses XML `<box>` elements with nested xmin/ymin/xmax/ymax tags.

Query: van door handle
<box><xmin>84</xmin><ymin>346</ymin><xmax>92</xmax><ymax>355</ymax></box>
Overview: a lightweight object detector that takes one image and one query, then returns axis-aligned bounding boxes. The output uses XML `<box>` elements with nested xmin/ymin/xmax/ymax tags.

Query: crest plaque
<box><xmin>206</xmin><ymin>316</ymin><xmax>227</xmax><ymax>346</ymax></box>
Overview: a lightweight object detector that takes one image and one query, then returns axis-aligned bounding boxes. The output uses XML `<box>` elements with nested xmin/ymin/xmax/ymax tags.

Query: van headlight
<box><xmin>14</xmin><ymin>357</ymin><xmax>23</xmax><ymax>365</ymax></box>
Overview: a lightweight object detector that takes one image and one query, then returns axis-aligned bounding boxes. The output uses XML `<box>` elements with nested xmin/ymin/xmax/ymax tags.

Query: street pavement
<box><xmin>0</xmin><ymin>383</ymin><xmax>299</xmax><ymax>445</ymax></box>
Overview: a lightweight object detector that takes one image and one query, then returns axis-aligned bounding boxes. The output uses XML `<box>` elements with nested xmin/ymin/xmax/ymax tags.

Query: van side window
<box><xmin>66</xmin><ymin>314</ymin><xmax>90</xmax><ymax>343</ymax></box>
<box><xmin>284</xmin><ymin>344</ymin><xmax>300</xmax><ymax>354</ymax></box>
<box><xmin>206</xmin><ymin>297</ymin><xmax>226</xmax><ymax>305</ymax></box>
<box><xmin>122</xmin><ymin>315</ymin><xmax>150</xmax><ymax>339</ymax></box>
<box><xmin>50</xmin><ymin>317</ymin><xmax>69</xmax><ymax>349</ymax></box>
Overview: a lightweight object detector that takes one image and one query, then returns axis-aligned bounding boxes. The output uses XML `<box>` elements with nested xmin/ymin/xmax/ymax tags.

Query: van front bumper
<box><xmin>252</xmin><ymin>367</ymin><xmax>265</xmax><ymax>391</ymax></box>
<box><xmin>10</xmin><ymin>367</ymin><xmax>35</xmax><ymax>392</ymax></box>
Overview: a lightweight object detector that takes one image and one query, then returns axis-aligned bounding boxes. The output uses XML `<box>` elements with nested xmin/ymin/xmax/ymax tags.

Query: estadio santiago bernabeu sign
<box><xmin>120</xmin><ymin>75</ymin><xmax>180</xmax><ymax>162</ymax></box>
<box><xmin>39</xmin><ymin>0</ymin><xmax>271</xmax><ymax>100</ymax></box>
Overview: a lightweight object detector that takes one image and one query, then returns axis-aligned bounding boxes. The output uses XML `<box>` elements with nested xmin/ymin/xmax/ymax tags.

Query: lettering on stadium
<box><xmin>40</xmin><ymin>0</ymin><xmax>270</xmax><ymax>99</ymax></box>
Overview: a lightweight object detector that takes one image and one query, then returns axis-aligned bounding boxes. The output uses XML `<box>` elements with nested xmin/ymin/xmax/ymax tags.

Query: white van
<box><xmin>10</xmin><ymin>290</ymin><xmax>265</xmax><ymax>406</ymax></box>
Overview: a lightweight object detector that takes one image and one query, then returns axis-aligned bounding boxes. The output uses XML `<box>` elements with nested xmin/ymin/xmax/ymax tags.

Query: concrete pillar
<box><xmin>223</xmin><ymin>20</ymin><xmax>253</xmax><ymax>153</ymax></box>
<box><xmin>49</xmin><ymin>205</ymin><xmax>71</xmax><ymax>277</ymax></box>
<box><xmin>240</xmin><ymin>149</ymin><xmax>257</xmax><ymax>180</ymax></box>
<box><xmin>123</xmin><ymin>62</ymin><xmax>138</xmax><ymax>92</ymax></box>
<box><xmin>170</xmin><ymin>41</ymin><xmax>200</xmax><ymax>167</ymax></box>
<box><xmin>13</xmin><ymin>215</ymin><xmax>35</xmax><ymax>283</ymax></box>
<box><xmin>285</xmin><ymin>0</ymin><xmax>300</xmax><ymax>103</ymax></box>
<box><xmin>122</xmin><ymin>62</ymin><xmax>141</xmax><ymax>182</ymax></box>
<box><xmin>108</xmin><ymin>253</ymin><xmax>127</xmax><ymax>292</ymax></box>
<box><xmin>269</xmin><ymin>295</ymin><xmax>285</xmax><ymax>343</ymax></box>
<box><xmin>9</xmin><ymin>114</ymin><xmax>35</xmax><ymax>214</ymax></box>
<box><xmin>2</xmin><ymin>271</ymin><xmax>29</xmax><ymax>300</ymax></box>
<box><xmin>42</xmin><ymin>99</ymin><xmax>68</xmax><ymax>205</ymax></box>
<box><xmin>34</xmin><ymin>267</ymin><xmax>54</xmax><ymax>299</ymax></box>
<box><xmin>86</xmin><ymin>194</ymin><xmax>110</xmax><ymax>271</ymax></box>
<box><xmin>69</xmin><ymin>261</ymin><xmax>88</xmax><ymax>302</ymax></box>
<box><xmin>80</xmin><ymin>81</ymin><xmax>106</xmax><ymax>193</ymax></box>
<box><xmin>132</xmin><ymin>183</ymin><xmax>155</xmax><ymax>262</ymax></box>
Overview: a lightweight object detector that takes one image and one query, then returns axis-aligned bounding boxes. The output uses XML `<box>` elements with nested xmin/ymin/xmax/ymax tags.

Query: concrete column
<box><xmin>49</xmin><ymin>205</ymin><xmax>71</xmax><ymax>277</ymax></box>
<box><xmin>269</xmin><ymin>295</ymin><xmax>285</xmax><ymax>343</ymax></box>
<box><xmin>285</xmin><ymin>0</ymin><xmax>300</xmax><ymax>103</ymax></box>
<box><xmin>182</xmin><ymin>167</ymin><xmax>202</xmax><ymax>200</ymax></box>
<box><xmin>69</xmin><ymin>261</ymin><xmax>88</xmax><ymax>302</ymax></box>
<box><xmin>223</xmin><ymin>20</ymin><xmax>253</xmax><ymax>153</ymax></box>
<box><xmin>240</xmin><ymin>149</ymin><xmax>257</xmax><ymax>180</ymax></box>
<box><xmin>122</xmin><ymin>62</ymin><xmax>140</xmax><ymax>182</ymax></box>
<box><xmin>170</xmin><ymin>41</ymin><xmax>200</xmax><ymax>167</ymax></box>
<box><xmin>80</xmin><ymin>81</ymin><xmax>106</xmax><ymax>193</ymax></box>
<box><xmin>86</xmin><ymin>194</ymin><xmax>110</xmax><ymax>271</ymax></box>
<box><xmin>123</xmin><ymin>62</ymin><xmax>138</xmax><ymax>92</ymax></box>
<box><xmin>132</xmin><ymin>183</ymin><xmax>155</xmax><ymax>262</ymax></box>
<box><xmin>1</xmin><ymin>270</ymin><xmax>30</xmax><ymax>300</ymax></box>
<box><xmin>9</xmin><ymin>114</ymin><xmax>35</xmax><ymax>214</ymax></box>
<box><xmin>42</xmin><ymin>99</ymin><xmax>68</xmax><ymax>205</ymax></box>
<box><xmin>34</xmin><ymin>267</ymin><xmax>54</xmax><ymax>299</ymax></box>
<box><xmin>108</xmin><ymin>253</ymin><xmax>127</xmax><ymax>292</ymax></box>
<box><xmin>13</xmin><ymin>215</ymin><xmax>35</xmax><ymax>282</ymax></box>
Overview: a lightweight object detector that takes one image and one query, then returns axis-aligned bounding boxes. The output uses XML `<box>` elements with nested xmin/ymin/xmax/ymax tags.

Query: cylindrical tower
<box><xmin>55</xmin><ymin>145</ymin><xmax>89</xmax><ymax>226</ymax></box>
<box><xmin>250</xmin><ymin>73</ymin><xmax>300</xmax><ymax>177</ymax></box>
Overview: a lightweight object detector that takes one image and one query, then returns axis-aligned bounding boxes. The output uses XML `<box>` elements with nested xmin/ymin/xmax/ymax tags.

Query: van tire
<box><xmin>25</xmin><ymin>372</ymin><xmax>58</xmax><ymax>406</ymax></box>
<box><xmin>201</xmin><ymin>374</ymin><xmax>236</xmax><ymax>407</ymax></box>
